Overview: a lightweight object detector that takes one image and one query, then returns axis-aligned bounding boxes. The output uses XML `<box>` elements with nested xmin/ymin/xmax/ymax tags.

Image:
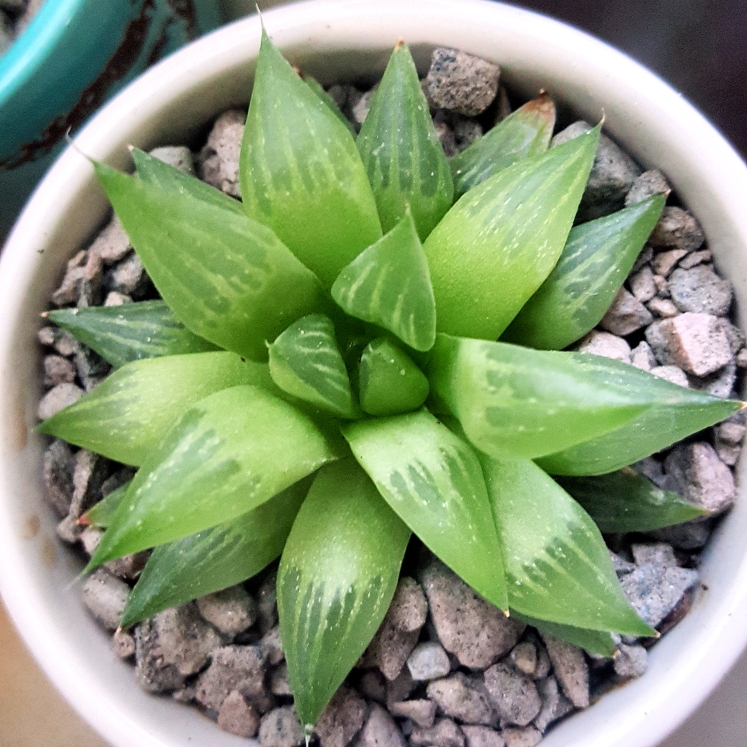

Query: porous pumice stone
<box><xmin>37</xmin><ymin>46</ymin><xmax>743</xmax><ymax>745</ymax></box>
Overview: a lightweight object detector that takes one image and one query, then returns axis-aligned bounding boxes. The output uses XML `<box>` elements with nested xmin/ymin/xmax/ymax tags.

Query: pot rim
<box><xmin>1</xmin><ymin>2</ymin><xmax>747</xmax><ymax>747</ymax></box>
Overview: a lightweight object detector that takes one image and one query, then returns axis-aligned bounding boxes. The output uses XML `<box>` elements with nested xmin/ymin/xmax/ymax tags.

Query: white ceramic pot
<box><xmin>1</xmin><ymin>2</ymin><xmax>746</xmax><ymax>746</ymax></box>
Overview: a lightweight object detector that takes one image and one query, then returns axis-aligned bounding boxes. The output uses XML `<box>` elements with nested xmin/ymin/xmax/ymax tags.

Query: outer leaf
<box><xmin>536</xmin><ymin>354</ymin><xmax>741</xmax><ymax>475</ymax></box>
<box><xmin>512</xmin><ymin>612</ymin><xmax>618</xmax><ymax>657</ymax></box>
<box><xmin>423</xmin><ymin>127</ymin><xmax>600</xmax><ymax>340</ymax></box>
<box><xmin>121</xmin><ymin>479</ymin><xmax>310</xmax><ymax>626</ymax></box>
<box><xmin>88</xmin><ymin>385</ymin><xmax>340</xmax><ymax>566</ymax></box>
<box><xmin>359</xmin><ymin>337</ymin><xmax>429</xmax><ymax>416</ymax></box>
<box><xmin>278</xmin><ymin>459</ymin><xmax>410</xmax><ymax>727</ymax></box>
<box><xmin>556</xmin><ymin>467</ymin><xmax>707</xmax><ymax>532</ymax></box>
<box><xmin>130</xmin><ymin>147</ymin><xmax>244</xmax><ymax>214</ymax></box>
<box><xmin>331</xmin><ymin>212</ymin><xmax>436</xmax><ymax>351</ymax></box>
<box><xmin>451</xmin><ymin>93</ymin><xmax>556</xmax><ymax>197</ymax></box>
<box><xmin>48</xmin><ymin>301</ymin><xmax>218</xmax><ymax>369</ymax></box>
<box><xmin>304</xmin><ymin>76</ymin><xmax>356</xmax><ymax>134</ymax></box>
<box><xmin>240</xmin><ymin>32</ymin><xmax>382</xmax><ymax>287</ymax></box>
<box><xmin>481</xmin><ymin>454</ymin><xmax>654</xmax><ymax>637</ymax></box>
<box><xmin>38</xmin><ymin>352</ymin><xmax>268</xmax><ymax>466</ymax></box>
<box><xmin>503</xmin><ymin>195</ymin><xmax>665</xmax><ymax>349</ymax></box>
<box><xmin>342</xmin><ymin>409</ymin><xmax>507</xmax><ymax>610</ymax></box>
<box><xmin>83</xmin><ymin>481</ymin><xmax>129</xmax><ymax>528</ymax></box>
<box><xmin>357</xmin><ymin>42</ymin><xmax>453</xmax><ymax>239</ymax></box>
<box><xmin>426</xmin><ymin>335</ymin><xmax>650</xmax><ymax>459</ymax></box>
<box><xmin>95</xmin><ymin>163</ymin><xmax>322</xmax><ymax>360</ymax></box>
<box><xmin>269</xmin><ymin>314</ymin><xmax>357</xmax><ymax>419</ymax></box>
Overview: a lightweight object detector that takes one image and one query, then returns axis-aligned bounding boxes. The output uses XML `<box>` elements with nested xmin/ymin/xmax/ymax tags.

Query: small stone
<box><xmin>510</xmin><ymin>642</ymin><xmax>537</xmax><ymax>676</ymax></box>
<box><xmin>653</xmin><ymin>273</ymin><xmax>670</xmax><ymax>297</ymax></box>
<box><xmin>419</xmin><ymin>558</ymin><xmax>524</xmax><ymax>669</ymax></box>
<box><xmin>645</xmin><ymin>314</ymin><xmax>732</xmax><ymax>377</ymax></box>
<box><xmin>737</xmin><ymin>348</ymin><xmax>747</xmax><ymax>368</ymax></box>
<box><xmin>134</xmin><ymin>617</ymin><xmax>188</xmax><ymax>693</ymax></box>
<box><xmin>113</xmin><ymin>628</ymin><xmax>136</xmax><ymax>659</ymax></box>
<box><xmin>427</xmin><ymin>673</ymin><xmax>498</xmax><ymax>727</ymax></box>
<box><xmin>197</xmin><ymin>586</ymin><xmax>257</xmax><ymax>637</ymax></box>
<box><xmin>630</xmin><ymin>341</ymin><xmax>657</xmax><ymax>371</ymax></box>
<box><xmin>106</xmin><ymin>252</ymin><xmax>150</xmax><ymax>299</ymax></box>
<box><xmin>56</xmin><ymin>514</ymin><xmax>82</xmax><ymax>544</ymax></box>
<box><xmin>259</xmin><ymin>706</ymin><xmax>305</xmax><ymax>747</ymax></box>
<box><xmin>718</xmin><ymin>421</ymin><xmax>746</xmax><ymax>445</ymax></box>
<box><xmin>629</xmin><ymin>266</ymin><xmax>657</xmax><ymax>303</ymax></box>
<box><xmin>364</xmin><ymin>620</ymin><xmax>419</xmax><ymax>681</ymax></box>
<box><xmin>88</xmin><ymin>216</ymin><xmax>132</xmax><ymax>265</ymax></box>
<box><xmin>352</xmin><ymin>86</ymin><xmax>377</xmax><ymax>126</ymax></box>
<box><xmin>81</xmin><ymin>568</ymin><xmax>130</xmax><ymax>630</ymax></box>
<box><xmin>540</xmin><ymin>636</ymin><xmax>589</xmax><ymax>709</ymax></box>
<box><xmin>357</xmin><ymin>669</ymin><xmax>387</xmax><ymax>705</ymax></box>
<box><xmin>260</xmin><ymin>626</ymin><xmax>285</xmax><ymax>666</ymax></box>
<box><xmin>426</xmin><ymin>48</ymin><xmax>500</xmax><ymax>116</ymax></box>
<box><xmin>326</xmin><ymin>84</ymin><xmax>352</xmax><ymax>110</ymax></box>
<box><xmin>218</xmin><ymin>690</ymin><xmax>260</xmax><ymax>738</ymax></box>
<box><xmin>104</xmin><ymin>291</ymin><xmax>132</xmax><ymax>306</ymax></box>
<box><xmin>43</xmin><ymin>355</ymin><xmax>76</xmax><ymax>387</ymax></box>
<box><xmin>678</xmin><ymin>250</ymin><xmax>712</xmax><ymax>270</ymax></box>
<box><xmin>70</xmin><ymin>449</ymin><xmax>109</xmax><ymax>518</ymax></box>
<box><xmin>599</xmin><ymin>287</ymin><xmax>653</xmax><ymax>335</ymax></box>
<box><xmin>461</xmin><ymin>726</ymin><xmax>505</xmax><ymax>747</ymax></box>
<box><xmin>51</xmin><ymin>250</ymin><xmax>103</xmax><ymax>307</ymax></box>
<box><xmin>407</xmin><ymin>642</ymin><xmax>451</xmax><ymax>681</ymax></box>
<box><xmin>531</xmin><ymin>640</ymin><xmax>552</xmax><ymax>681</ymax></box>
<box><xmin>355</xmin><ymin>704</ymin><xmax>407</xmax><ymax>747</ymax></box>
<box><xmin>452</xmin><ymin>115</ymin><xmax>484</xmax><ymax>154</ymax></box>
<box><xmin>688</xmin><ymin>361</ymin><xmax>737</xmax><ymax>398</ymax></box>
<box><xmin>649</xmin><ymin>207</ymin><xmax>705</xmax><ymax>252</ymax></box>
<box><xmin>386</xmin><ymin>668</ymin><xmax>414</xmax><ymax>706</ymax></box>
<box><xmin>51</xmin><ymin>329</ymin><xmax>80</xmax><ymax>357</ymax></box>
<box><xmin>257</xmin><ymin>571</ymin><xmax>278</xmax><ymax>633</ymax></box>
<box><xmin>532</xmin><ymin>676</ymin><xmax>573</xmax><ymax>733</ymax></box>
<box><xmin>106</xmin><ymin>551</ymin><xmax>149</xmax><ymax>581</ymax></box>
<box><xmin>664</xmin><ymin>441</ymin><xmax>735</xmax><ymax>513</ymax></box>
<box><xmin>651</xmin><ymin>249</ymin><xmax>688</xmax><ymax>278</ymax></box>
<box><xmin>576</xmin><ymin>330</ymin><xmax>631</xmax><ymax>363</ymax></box>
<box><xmin>37</xmin><ymin>382</ymin><xmax>84</xmax><ymax>420</ymax></box>
<box><xmin>172</xmin><ymin>686</ymin><xmax>196</xmax><ymax>703</ymax></box>
<box><xmin>387</xmin><ymin>577</ymin><xmax>429</xmax><ymax>633</ymax></box>
<box><xmin>613</xmin><ymin>644</ymin><xmax>648</xmax><ymax>679</ymax></box>
<box><xmin>610</xmin><ymin>550</ymin><xmax>636</xmax><ymax>576</ymax></box>
<box><xmin>631</xmin><ymin>245</ymin><xmax>654</xmax><ymax>273</ymax></box>
<box><xmin>79</xmin><ymin>526</ymin><xmax>102</xmax><ymax>556</ymax></box>
<box><xmin>149</xmin><ymin>145</ymin><xmax>195</xmax><ymax>175</ymax></box>
<box><xmin>502</xmin><ymin>727</ymin><xmax>542</xmax><ymax>747</ymax></box>
<box><xmin>389</xmin><ymin>700</ymin><xmax>436</xmax><ymax>729</ymax></box>
<box><xmin>650</xmin><ymin>365</ymin><xmax>689</xmax><ymax>387</ymax></box>
<box><xmin>624</xmin><ymin>169</ymin><xmax>670</xmax><ymax>206</ymax></box>
<box><xmin>410</xmin><ymin>718</ymin><xmax>465</xmax><ymax>747</ymax></box>
<box><xmin>620</xmin><ymin>564</ymin><xmax>699</xmax><ymax>627</ymax></box>
<box><xmin>668</xmin><ymin>266</ymin><xmax>733</xmax><ymax>316</ymax></box>
<box><xmin>716</xmin><ymin>442</ymin><xmax>741</xmax><ymax>467</ymax></box>
<box><xmin>196</xmin><ymin>644</ymin><xmax>267</xmax><ymax>712</ymax></box>
<box><xmin>631</xmin><ymin>543</ymin><xmax>677</xmax><ymax>568</ymax></box>
<box><xmin>433</xmin><ymin>112</ymin><xmax>458</xmax><ymax>158</ymax></box>
<box><xmin>649</xmin><ymin>519</ymin><xmax>713</xmax><ymax>550</ymax></box>
<box><xmin>315</xmin><ymin>685</ymin><xmax>368</xmax><ymax>747</ymax></box>
<box><xmin>647</xmin><ymin>297</ymin><xmax>680</xmax><ymax>318</ymax></box>
<box><xmin>42</xmin><ymin>439</ymin><xmax>75</xmax><ymax>515</ymax></box>
<box><xmin>75</xmin><ymin>346</ymin><xmax>110</xmax><ymax>391</ymax></box>
<box><xmin>717</xmin><ymin>319</ymin><xmax>745</xmax><ymax>355</ymax></box>
<box><xmin>199</xmin><ymin>110</ymin><xmax>245</xmax><ymax>197</ymax></box>
<box><xmin>483</xmin><ymin>662</ymin><xmax>541</xmax><ymax>727</ymax></box>
<box><xmin>154</xmin><ymin>604</ymin><xmax>223</xmax><ymax>677</ymax></box>
<box><xmin>270</xmin><ymin>663</ymin><xmax>292</xmax><ymax>696</ymax></box>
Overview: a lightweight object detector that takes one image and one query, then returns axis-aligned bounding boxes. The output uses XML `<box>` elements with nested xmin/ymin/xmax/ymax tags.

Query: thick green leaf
<box><xmin>450</xmin><ymin>93</ymin><xmax>555</xmax><ymax>197</ymax></box>
<box><xmin>130</xmin><ymin>147</ymin><xmax>244</xmax><ymax>214</ymax></box>
<box><xmin>38</xmin><ymin>352</ymin><xmax>269</xmax><ymax>466</ymax></box>
<box><xmin>278</xmin><ymin>459</ymin><xmax>410</xmax><ymax>727</ymax></box>
<box><xmin>342</xmin><ymin>409</ymin><xmax>507</xmax><ymax>610</ymax></box>
<box><xmin>88</xmin><ymin>385</ymin><xmax>341</xmax><ymax>566</ymax></box>
<box><xmin>357</xmin><ymin>42</ymin><xmax>453</xmax><ymax>239</ymax></box>
<box><xmin>426</xmin><ymin>335</ymin><xmax>651</xmax><ymax>459</ymax></box>
<box><xmin>423</xmin><ymin>127</ymin><xmax>599</xmax><ymax>340</ymax></box>
<box><xmin>512</xmin><ymin>612</ymin><xmax>618</xmax><ymax>657</ymax></box>
<box><xmin>503</xmin><ymin>195</ymin><xmax>665</xmax><ymax>349</ymax></box>
<box><xmin>121</xmin><ymin>479</ymin><xmax>310</xmax><ymax>626</ymax></box>
<box><xmin>358</xmin><ymin>337</ymin><xmax>429</xmax><ymax>416</ymax></box>
<box><xmin>269</xmin><ymin>314</ymin><xmax>358</xmax><ymax>419</ymax></box>
<box><xmin>536</xmin><ymin>355</ymin><xmax>742</xmax><ymax>475</ymax></box>
<box><xmin>83</xmin><ymin>481</ymin><xmax>130</xmax><ymax>528</ymax></box>
<box><xmin>482</xmin><ymin>455</ymin><xmax>653</xmax><ymax>637</ymax></box>
<box><xmin>556</xmin><ymin>467</ymin><xmax>707</xmax><ymax>532</ymax></box>
<box><xmin>95</xmin><ymin>163</ymin><xmax>322</xmax><ymax>361</ymax></box>
<box><xmin>331</xmin><ymin>212</ymin><xmax>436</xmax><ymax>351</ymax></box>
<box><xmin>304</xmin><ymin>76</ymin><xmax>356</xmax><ymax>134</ymax></box>
<box><xmin>240</xmin><ymin>32</ymin><xmax>382</xmax><ymax>287</ymax></box>
<box><xmin>48</xmin><ymin>301</ymin><xmax>218</xmax><ymax>369</ymax></box>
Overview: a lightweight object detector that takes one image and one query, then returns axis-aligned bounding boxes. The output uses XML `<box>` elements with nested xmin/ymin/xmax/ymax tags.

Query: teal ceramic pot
<box><xmin>0</xmin><ymin>0</ymin><xmax>222</xmax><ymax>239</ymax></box>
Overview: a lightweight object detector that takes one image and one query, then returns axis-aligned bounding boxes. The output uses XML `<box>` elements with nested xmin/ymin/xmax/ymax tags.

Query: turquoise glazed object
<box><xmin>0</xmin><ymin>0</ymin><xmax>222</xmax><ymax>238</ymax></box>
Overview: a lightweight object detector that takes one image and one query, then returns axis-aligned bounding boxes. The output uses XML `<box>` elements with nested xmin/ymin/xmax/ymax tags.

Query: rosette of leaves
<box><xmin>40</xmin><ymin>35</ymin><xmax>740</xmax><ymax>730</ymax></box>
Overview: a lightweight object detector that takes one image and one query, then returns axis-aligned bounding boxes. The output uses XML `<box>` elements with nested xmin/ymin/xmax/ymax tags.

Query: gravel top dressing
<box><xmin>36</xmin><ymin>43</ymin><xmax>743</xmax><ymax>747</ymax></box>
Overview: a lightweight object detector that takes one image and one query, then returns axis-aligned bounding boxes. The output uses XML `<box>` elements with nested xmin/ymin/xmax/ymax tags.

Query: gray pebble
<box><xmin>105</xmin><ymin>551</ymin><xmax>149</xmax><ymax>581</ymax></box>
<box><xmin>738</xmin><ymin>348</ymin><xmax>747</xmax><ymax>368</ymax></box>
<box><xmin>51</xmin><ymin>250</ymin><xmax>103</xmax><ymax>308</ymax></box>
<box><xmin>37</xmin><ymin>382</ymin><xmax>84</xmax><ymax>420</ymax></box>
<box><xmin>462</xmin><ymin>725</ymin><xmax>506</xmax><ymax>747</ymax></box>
<box><xmin>426</xmin><ymin>48</ymin><xmax>500</xmax><ymax>116</ymax></box>
<box><xmin>352</xmin><ymin>87</ymin><xmax>377</xmax><ymax>126</ymax></box>
<box><xmin>407</xmin><ymin>642</ymin><xmax>451</xmax><ymax>681</ymax></box>
<box><xmin>629</xmin><ymin>266</ymin><xmax>657</xmax><ymax>303</ymax></box>
<box><xmin>315</xmin><ymin>684</ymin><xmax>368</xmax><ymax>747</ymax></box>
<box><xmin>653</xmin><ymin>273</ymin><xmax>670</xmax><ymax>297</ymax></box>
<box><xmin>259</xmin><ymin>706</ymin><xmax>305</xmax><ymax>747</ymax></box>
<box><xmin>410</xmin><ymin>718</ymin><xmax>465</xmax><ymax>747</ymax></box>
<box><xmin>631</xmin><ymin>543</ymin><xmax>677</xmax><ymax>568</ymax></box>
<box><xmin>363</xmin><ymin>619</ymin><xmax>419</xmax><ymax>681</ymax></box>
<box><xmin>630</xmin><ymin>341</ymin><xmax>657</xmax><ymax>371</ymax></box>
<box><xmin>613</xmin><ymin>644</ymin><xmax>648</xmax><ymax>679</ymax></box>
<box><xmin>647</xmin><ymin>297</ymin><xmax>680</xmax><ymax>318</ymax></box>
<box><xmin>718</xmin><ymin>421</ymin><xmax>745</xmax><ymax>445</ymax></box>
<box><xmin>716</xmin><ymin>442</ymin><xmax>741</xmax><ymax>466</ymax></box>
<box><xmin>42</xmin><ymin>439</ymin><xmax>75</xmax><ymax>515</ymax></box>
<box><xmin>134</xmin><ymin>618</ymin><xmax>188</xmax><ymax>693</ymax></box>
<box><xmin>509</xmin><ymin>642</ymin><xmax>537</xmax><ymax>676</ymax></box>
<box><xmin>218</xmin><ymin>690</ymin><xmax>260</xmax><ymax>738</ymax></box>
<box><xmin>199</xmin><ymin>110</ymin><xmax>245</xmax><ymax>197</ymax></box>
<box><xmin>427</xmin><ymin>672</ymin><xmax>498</xmax><ymax>727</ymax></box>
<box><xmin>260</xmin><ymin>626</ymin><xmax>285</xmax><ymax>666</ymax></box>
<box><xmin>79</xmin><ymin>526</ymin><xmax>103</xmax><ymax>556</ymax></box>
<box><xmin>540</xmin><ymin>636</ymin><xmax>589</xmax><ymax>709</ymax></box>
<box><xmin>89</xmin><ymin>216</ymin><xmax>132</xmax><ymax>265</ymax></box>
<box><xmin>483</xmin><ymin>662</ymin><xmax>541</xmax><ymax>727</ymax></box>
<box><xmin>56</xmin><ymin>514</ymin><xmax>82</xmax><ymax>544</ymax></box>
<box><xmin>650</xmin><ymin>365</ymin><xmax>689</xmax><ymax>388</ymax></box>
<box><xmin>649</xmin><ymin>207</ymin><xmax>705</xmax><ymax>252</ymax></box>
<box><xmin>75</xmin><ymin>346</ymin><xmax>110</xmax><ymax>391</ymax></box>
<box><xmin>532</xmin><ymin>676</ymin><xmax>573</xmax><ymax>733</ymax></box>
<box><xmin>668</xmin><ymin>266</ymin><xmax>733</xmax><ymax>316</ymax></box>
<box><xmin>624</xmin><ymin>169</ymin><xmax>670</xmax><ymax>206</ymax></box>
<box><xmin>577</xmin><ymin>330</ymin><xmax>631</xmax><ymax>363</ymax></box>
<box><xmin>149</xmin><ymin>145</ymin><xmax>195</xmax><ymax>175</ymax></box>
<box><xmin>419</xmin><ymin>558</ymin><xmax>524</xmax><ymax>669</ymax></box>
<box><xmin>389</xmin><ymin>700</ymin><xmax>436</xmax><ymax>728</ymax></box>
<box><xmin>502</xmin><ymin>727</ymin><xmax>542</xmax><ymax>747</ymax></box>
<box><xmin>688</xmin><ymin>361</ymin><xmax>737</xmax><ymax>399</ymax></box>
<box><xmin>197</xmin><ymin>586</ymin><xmax>257</xmax><ymax>637</ymax></box>
<box><xmin>620</xmin><ymin>564</ymin><xmax>699</xmax><ymax>627</ymax></box>
<box><xmin>679</xmin><ymin>249</ymin><xmax>712</xmax><ymax>270</ymax></box>
<box><xmin>355</xmin><ymin>703</ymin><xmax>406</xmax><ymax>747</ymax></box>
<box><xmin>631</xmin><ymin>245</ymin><xmax>654</xmax><ymax>273</ymax></box>
<box><xmin>81</xmin><ymin>568</ymin><xmax>130</xmax><ymax>630</ymax></box>
<box><xmin>531</xmin><ymin>640</ymin><xmax>552</xmax><ymax>681</ymax></box>
<box><xmin>386</xmin><ymin>667</ymin><xmax>414</xmax><ymax>706</ymax></box>
<box><xmin>357</xmin><ymin>669</ymin><xmax>387</xmax><ymax>705</ymax></box>
<box><xmin>43</xmin><ymin>354</ymin><xmax>76</xmax><ymax>387</ymax></box>
<box><xmin>651</xmin><ymin>249</ymin><xmax>688</xmax><ymax>278</ymax></box>
<box><xmin>113</xmin><ymin>628</ymin><xmax>136</xmax><ymax>659</ymax></box>
<box><xmin>387</xmin><ymin>577</ymin><xmax>429</xmax><ymax>633</ymax></box>
<box><xmin>649</xmin><ymin>519</ymin><xmax>713</xmax><ymax>550</ymax></box>
<box><xmin>51</xmin><ymin>328</ymin><xmax>80</xmax><ymax>357</ymax></box>
<box><xmin>599</xmin><ymin>287</ymin><xmax>653</xmax><ymax>336</ymax></box>
<box><xmin>70</xmin><ymin>448</ymin><xmax>109</xmax><ymax>518</ymax></box>
<box><xmin>609</xmin><ymin>550</ymin><xmax>636</xmax><ymax>576</ymax></box>
<box><xmin>106</xmin><ymin>252</ymin><xmax>150</xmax><ymax>299</ymax></box>
<box><xmin>258</xmin><ymin>571</ymin><xmax>278</xmax><ymax>633</ymax></box>
<box><xmin>717</xmin><ymin>318</ymin><xmax>745</xmax><ymax>355</ymax></box>
<box><xmin>104</xmin><ymin>291</ymin><xmax>132</xmax><ymax>306</ymax></box>
<box><xmin>270</xmin><ymin>663</ymin><xmax>291</xmax><ymax>696</ymax></box>
<box><xmin>196</xmin><ymin>644</ymin><xmax>267</xmax><ymax>712</ymax></box>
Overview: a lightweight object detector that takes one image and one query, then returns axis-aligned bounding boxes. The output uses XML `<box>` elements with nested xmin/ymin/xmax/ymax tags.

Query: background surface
<box><xmin>1</xmin><ymin>0</ymin><xmax>746</xmax><ymax>745</ymax></box>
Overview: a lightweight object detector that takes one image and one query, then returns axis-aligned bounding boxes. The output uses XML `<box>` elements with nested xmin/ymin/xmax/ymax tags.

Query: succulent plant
<box><xmin>40</xmin><ymin>34</ymin><xmax>740</xmax><ymax>730</ymax></box>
